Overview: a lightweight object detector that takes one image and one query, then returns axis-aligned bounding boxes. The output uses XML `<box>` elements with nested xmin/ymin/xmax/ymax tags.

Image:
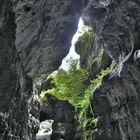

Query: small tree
<box><xmin>47</xmin><ymin>58</ymin><xmax>88</xmax><ymax>107</ymax></box>
<box><xmin>66</xmin><ymin>57</ymin><xmax>79</xmax><ymax>72</ymax></box>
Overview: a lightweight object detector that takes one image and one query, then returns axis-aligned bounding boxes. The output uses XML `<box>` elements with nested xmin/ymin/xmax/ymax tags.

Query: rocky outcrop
<box><xmin>1</xmin><ymin>0</ymin><xmax>140</xmax><ymax>139</ymax></box>
<box><xmin>92</xmin><ymin>61</ymin><xmax>140</xmax><ymax>140</ymax></box>
<box><xmin>83</xmin><ymin>0</ymin><xmax>140</xmax><ymax>77</ymax></box>
<box><xmin>0</xmin><ymin>0</ymin><xmax>84</xmax><ymax>139</ymax></box>
<box><xmin>75</xmin><ymin>32</ymin><xmax>112</xmax><ymax>80</ymax></box>
<box><xmin>40</xmin><ymin>94</ymin><xmax>75</xmax><ymax>123</ymax></box>
<box><xmin>82</xmin><ymin>0</ymin><xmax>140</xmax><ymax>139</ymax></box>
<box><xmin>12</xmin><ymin>0</ymin><xmax>83</xmax><ymax>81</ymax></box>
<box><xmin>40</xmin><ymin>94</ymin><xmax>76</xmax><ymax>140</ymax></box>
<box><xmin>0</xmin><ymin>0</ymin><xmax>39</xmax><ymax>139</ymax></box>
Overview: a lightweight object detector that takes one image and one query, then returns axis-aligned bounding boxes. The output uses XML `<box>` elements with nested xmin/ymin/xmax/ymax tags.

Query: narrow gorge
<box><xmin>0</xmin><ymin>0</ymin><xmax>140</xmax><ymax>140</ymax></box>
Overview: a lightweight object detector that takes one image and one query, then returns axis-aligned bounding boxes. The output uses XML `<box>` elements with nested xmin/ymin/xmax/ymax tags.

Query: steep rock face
<box><xmin>82</xmin><ymin>0</ymin><xmax>140</xmax><ymax>139</ymax></box>
<box><xmin>40</xmin><ymin>94</ymin><xmax>76</xmax><ymax>140</ymax></box>
<box><xmin>12</xmin><ymin>0</ymin><xmax>83</xmax><ymax>81</ymax></box>
<box><xmin>83</xmin><ymin>0</ymin><xmax>140</xmax><ymax>68</ymax></box>
<box><xmin>75</xmin><ymin>34</ymin><xmax>112</xmax><ymax>80</ymax></box>
<box><xmin>40</xmin><ymin>94</ymin><xmax>75</xmax><ymax>123</ymax></box>
<box><xmin>0</xmin><ymin>0</ymin><xmax>39</xmax><ymax>139</ymax></box>
<box><xmin>0</xmin><ymin>0</ymin><xmax>84</xmax><ymax>139</ymax></box>
<box><xmin>92</xmin><ymin>61</ymin><xmax>140</xmax><ymax>140</ymax></box>
<box><xmin>2</xmin><ymin>0</ymin><xmax>140</xmax><ymax>139</ymax></box>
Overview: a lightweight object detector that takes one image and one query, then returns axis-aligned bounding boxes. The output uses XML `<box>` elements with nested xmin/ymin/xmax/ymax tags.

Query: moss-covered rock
<box><xmin>75</xmin><ymin>27</ymin><xmax>112</xmax><ymax>80</ymax></box>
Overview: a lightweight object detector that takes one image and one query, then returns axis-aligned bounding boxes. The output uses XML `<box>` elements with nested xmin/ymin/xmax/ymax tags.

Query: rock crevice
<box><xmin>82</xmin><ymin>0</ymin><xmax>140</xmax><ymax>139</ymax></box>
<box><xmin>1</xmin><ymin>0</ymin><xmax>140</xmax><ymax>139</ymax></box>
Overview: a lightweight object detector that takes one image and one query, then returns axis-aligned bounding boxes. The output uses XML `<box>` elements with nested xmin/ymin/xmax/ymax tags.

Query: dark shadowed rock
<box><xmin>12</xmin><ymin>0</ymin><xmax>83</xmax><ymax>81</ymax></box>
<box><xmin>92</xmin><ymin>60</ymin><xmax>140</xmax><ymax>140</ymax></box>
<box><xmin>81</xmin><ymin>0</ymin><xmax>140</xmax><ymax>139</ymax></box>
<box><xmin>51</xmin><ymin>122</ymin><xmax>76</xmax><ymax>140</ymax></box>
<box><xmin>0</xmin><ymin>0</ymin><xmax>39</xmax><ymax>139</ymax></box>
<box><xmin>40</xmin><ymin>94</ymin><xmax>75</xmax><ymax>123</ymax></box>
<box><xmin>1</xmin><ymin>0</ymin><xmax>140</xmax><ymax>139</ymax></box>
<box><xmin>83</xmin><ymin>0</ymin><xmax>140</xmax><ymax>77</ymax></box>
<box><xmin>40</xmin><ymin>94</ymin><xmax>76</xmax><ymax>140</ymax></box>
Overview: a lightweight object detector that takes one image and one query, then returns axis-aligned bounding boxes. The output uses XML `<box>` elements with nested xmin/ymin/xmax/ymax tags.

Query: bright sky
<box><xmin>59</xmin><ymin>18</ymin><xmax>85</xmax><ymax>70</ymax></box>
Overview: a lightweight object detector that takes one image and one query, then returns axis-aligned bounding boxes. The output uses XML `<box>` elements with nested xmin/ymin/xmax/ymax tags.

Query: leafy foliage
<box><xmin>78</xmin><ymin>68</ymin><xmax>112</xmax><ymax>128</ymax></box>
<box><xmin>79</xmin><ymin>68</ymin><xmax>111</xmax><ymax>110</ymax></box>
<box><xmin>66</xmin><ymin>57</ymin><xmax>79</xmax><ymax>72</ymax></box>
<box><xmin>46</xmin><ymin>58</ymin><xmax>88</xmax><ymax>107</ymax></box>
<box><xmin>40</xmin><ymin>58</ymin><xmax>112</xmax><ymax>129</ymax></box>
<box><xmin>78</xmin><ymin>26</ymin><xmax>94</xmax><ymax>51</ymax></box>
<box><xmin>39</xmin><ymin>26</ymin><xmax>112</xmax><ymax>133</ymax></box>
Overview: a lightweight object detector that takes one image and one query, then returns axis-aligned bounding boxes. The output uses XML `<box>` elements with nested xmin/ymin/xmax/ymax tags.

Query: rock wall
<box><xmin>92</xmin><ymin>61</ymin><xmax>140</xmax><ymax>140</ymax></box>
<box><xmin>75</xmin><ymin>30</ymin><xmax>112</xmax><ymax>80</ymax></box>
<box><xmin>1</xmin><ymin>0</ymin><xmax>140</xmax><ymax>139</ymax></box>
<box><xmin>82</xmin><ymin>0</ymin><xmax>140</xmax><ymax>139</ymax></box>
<box><xmin>12</xmin><ymin>0</ymin><xmax>83</xmax><ymax>81</ymax></box>
<box><xmin>0</xmin><ymin>0</ymin><xmax>38</xmax><ymax>139</ymax></box>
<box><xmin>40</xmin><ymin>94</ymin><xmax>76</xmax><ymax>140</ymax></box>
<box><xmin>0</xmin><ymin>0</ymin><xmax>83</xmax><ymax>139</ymax></box>
<box><xmin>83</xmin><ymin>0</ymin><xmax>140</xmax><ymax>65</ymax></box>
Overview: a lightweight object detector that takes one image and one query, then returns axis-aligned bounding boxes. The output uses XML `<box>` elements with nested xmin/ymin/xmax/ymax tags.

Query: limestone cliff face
<box><xmin>92</xmin><ymin>61</ymin><xmax>140</xmax><ymax>140</ymax></box>
<box><xmin>1</xmin><ymin>0</ymin><xmax>140</xmax><ymax>139</ymax></box>
<box><xmin>0</xmin><ymin>1</ymin><xmax>38</xmax><ymax>139</ymax></box>
<box><xmin>40</xmin><ymin>94</ymin><xmax>76</xmax><ymax>140</ymax></box>
<box><xmin>75</xmin><ymin>32</ymin><xmax>112</xmax><ymax>80</ymax></box>
<box><xmin>82</xmin><ymin>0</ymin><xmax>140</xmax><ymax>139</ymax></box>
<box><xmin>0</xmin><ymin>0</ymin><xmax>83</xmax><ymax>139</ymax></box>
<box><xmin>83</xmin><ymin>0</ymin><xmax>140</xmax><ymax>64</ymax></box>
<box><xmin>12</xmin><ymin>0</ymin><xmax>83</xmax><ymax>81</ymax></box>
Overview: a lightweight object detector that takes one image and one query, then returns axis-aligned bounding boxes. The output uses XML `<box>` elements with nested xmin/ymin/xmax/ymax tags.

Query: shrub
<box><xmin>77</xmin><ymin>26</ymin><xmax>94</xmax><ymax>51</ymax></box>
<box><xmin>43</xmin><ymin>58</ymin><xmax>88</xmax><ymax>107</ymax></box>
<box><xmin>78</xmin><ymin>68</ymin><xmax>112</xmax><ymax>128</ymax></box>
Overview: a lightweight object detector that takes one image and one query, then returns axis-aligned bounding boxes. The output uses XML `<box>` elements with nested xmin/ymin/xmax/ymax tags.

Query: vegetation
<box><xmin>76</xmin><ymin>26</ymin><xmax>95</xmax><ymax>68</ymax></box>
<box><xmin>39</xmin><ymin>57</ymin><xmax>112</xmax><ymax>129</ymax></box>
<box><xmin>78</xmin><ymin>67</ymin><xmax>112</xmax><ymax>129</ymax></box>
<box><xmin>39</xmin><ymin>26</ymin><xmax>112</xmax><ymax>134</ymax></box>
<box><xmin>78</xmin><ymin>26</ymin><xmax>94</xmax><ymax>51</ymax></box>
<box><xmin>41</xmin><ymin>58</ymin><xmax>88</xmax><ymax>107</ymax></box>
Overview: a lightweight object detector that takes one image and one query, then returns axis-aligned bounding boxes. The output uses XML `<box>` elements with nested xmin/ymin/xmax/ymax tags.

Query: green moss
<box><xmin>79</xmin><ymin>67</ymin><xmax>112</xmax><ymax>110</ymax></box>
<box><xmin>39</xmin><ymin>58</ymin><xmax>112</xmax><ymax>134</ymax></box>
<box><xmin>88</xmin><ymin>48</ymin><xmax>104</xmax><ymax>72</ymax></box>
<box><xmin>78</xmin><ymin>67</ymin><xmax>112</xmax><ymax>130</ymax></box>
<box><xmin>78</xmin><ymin>26</ymin><xmax>94</xmax><ymax>51</ymax></box>
<box><xmin>39</xmin><ymin>91</ymin><xmax>47</xmax><ymax>102</ymax></box>
<box><xmin>76</xmin><ymin>26</ymin><xmax>95</xmax><ymax>68</ymax></box>
<box><xmin>39</xmin><ymin>58</ymin><xmax>88</xmax><ymax>107</ymax></box>
<box><xmin>39</xmin><ymin>27</ymin><xmax>113</xmax><ymax>137</ymax></box>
